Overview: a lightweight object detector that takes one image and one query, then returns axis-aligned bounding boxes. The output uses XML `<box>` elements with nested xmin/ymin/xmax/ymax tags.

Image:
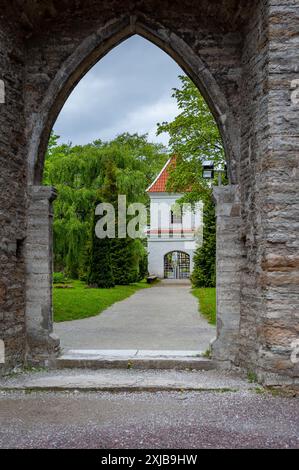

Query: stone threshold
<box><xmin>55</xmin><ymin>349</ymin><xmax>215</xmax><ymax>371</ymax></box>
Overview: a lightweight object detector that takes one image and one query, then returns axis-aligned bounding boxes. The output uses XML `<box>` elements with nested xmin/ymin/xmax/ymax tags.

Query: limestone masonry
<box><xmin>0</xmin><ymin>1</ymin><xmax>298</xmax><ymax>386</ymax></box>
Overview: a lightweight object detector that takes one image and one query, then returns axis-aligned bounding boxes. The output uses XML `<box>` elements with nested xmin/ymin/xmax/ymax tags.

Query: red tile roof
<box><xmin>147</xmin><ymin>156</ymin><xmax>176</xmax><ymax>193</ymax></box>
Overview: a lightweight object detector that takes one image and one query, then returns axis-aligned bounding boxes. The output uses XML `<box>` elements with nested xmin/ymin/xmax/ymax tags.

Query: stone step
<box><xmin>0</xmin><ymin>369</ymin><xmax>251</xmax><ymax>393</ymax></box>
<box><xmin>55</xmin><ymin>349</ymin><xmax>216</xmax><ymax>371</ymax></box>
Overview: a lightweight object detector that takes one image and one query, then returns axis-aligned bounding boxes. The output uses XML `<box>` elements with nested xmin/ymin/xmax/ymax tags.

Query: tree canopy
<box><xmin>157</xmin><ymin>75</ymin><xmax>226</xmax><ymax>204</ymax></box>
<box><xmin>44</xmin><ymin>133</ymin><xmax>168</xmax><ymax>278</ymax></box>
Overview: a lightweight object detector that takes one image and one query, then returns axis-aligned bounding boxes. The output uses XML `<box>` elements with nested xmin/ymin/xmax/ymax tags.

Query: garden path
<box><xmin>55</xmin><ymin>280</ymin><xmax>215</xmax><ymax>352</ymax></box>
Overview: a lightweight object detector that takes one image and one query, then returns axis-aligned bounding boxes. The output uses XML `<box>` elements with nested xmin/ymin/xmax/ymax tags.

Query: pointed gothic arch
<box><xmin>24</xmin><ymin>13</ymin><xmax>242</xmax><ymax>367</ymax></box>
<box><xmin>26</xmin><ymin>16</ymin><xmax>239</xmax><ymax>187</ymax></box>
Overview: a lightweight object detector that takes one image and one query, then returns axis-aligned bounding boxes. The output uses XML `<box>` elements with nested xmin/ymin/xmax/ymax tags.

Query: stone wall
<box><xmin>258</xmin><ymin>0</ymin><xmax>299</xmax><ymax>384</ymax></box>
<box><xmin>237</xmin><ymin>0</ymin><xmax>270</xmax><ymax>377</ymax></box>
<box><xmin>0</xmin><ymin>17</ymin><xmax>26</xmax><ymax>373</ymax></box>
<box><xmin>0</xmin><ymin>1</ymin><xmax>298</xmax><ymax>384</ymax></box>
<box><xmin>238</xmin><ymin>0</ymin><xmax>299</xmax><ymax>385</ymax></box>
<box><xmin>212</xmin><ymin>185</ymin><xmax>244</xmax><ymax>365</ymax></box>
<box><xmin>25</xmin><ymin>186</ymin><xmax>60</xmax><ymax>366</ymax></box>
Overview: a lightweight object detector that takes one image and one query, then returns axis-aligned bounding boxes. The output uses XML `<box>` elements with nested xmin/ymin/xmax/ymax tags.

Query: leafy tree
<box><xmin>157</xmin><ymin>75</ymin><xmax>224</xmax><ymax>165</ymax></box>
<box><xmin>157</xmin><ymin>75</ymin><xmax>225</xmax><ymax>204</ymax></box>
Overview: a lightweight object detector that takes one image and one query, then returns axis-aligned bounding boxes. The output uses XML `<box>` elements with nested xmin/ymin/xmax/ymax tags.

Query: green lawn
<box><xmin>192</xmin><ymin>287</ymin><xmax>216</xmax><ymax>325</ymax></box>
<box><xmin>53</xmin><ymin>280</ymin><xmax>150</xmax><ymax>322</ymax></box>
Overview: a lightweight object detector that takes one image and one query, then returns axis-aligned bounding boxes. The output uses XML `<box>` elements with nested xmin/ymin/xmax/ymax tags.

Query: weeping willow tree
<box><xmin>43</xmin><ymin>133</ymin><xmax>168</xmax><ymax>280</ymax></box>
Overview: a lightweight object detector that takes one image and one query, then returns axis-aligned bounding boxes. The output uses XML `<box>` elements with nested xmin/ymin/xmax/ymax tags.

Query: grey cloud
<box><xmin>54</xmin><ymin>35</ymin><xmax>184</xmax><ymax>146</ymax></box>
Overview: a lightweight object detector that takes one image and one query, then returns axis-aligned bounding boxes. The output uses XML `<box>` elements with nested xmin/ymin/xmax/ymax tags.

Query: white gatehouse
<box><xmin>147</xmin><ymin>157</ymin><xmax>203</xmax><ymax>279</ymax></box>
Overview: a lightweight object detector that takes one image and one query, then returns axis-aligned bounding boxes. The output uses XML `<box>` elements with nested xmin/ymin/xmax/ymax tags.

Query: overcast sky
<box><xmin>54</xmin><ymin>35</ymin><xmax>184</xmax><ymax>147</ymax></box>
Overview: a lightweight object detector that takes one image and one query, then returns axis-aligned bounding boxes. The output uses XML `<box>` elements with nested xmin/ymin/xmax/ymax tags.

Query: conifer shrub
<box><xmin>191</xmin><ymin>197</ymin><xmax>216</xmax><ymax>288</ymax></box>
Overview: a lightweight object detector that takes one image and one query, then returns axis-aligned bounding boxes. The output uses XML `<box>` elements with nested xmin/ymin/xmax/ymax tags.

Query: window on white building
<box><xmin>170</xmin><ymin>208</ymin><xmax>182</xmax><ymax>224</ymax></box>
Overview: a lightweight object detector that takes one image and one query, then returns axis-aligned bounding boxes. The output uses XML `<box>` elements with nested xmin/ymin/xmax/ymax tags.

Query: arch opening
<box><xmin>24</xmin><ymin>18</ymin><xmax>242</xmax><ymax>367</ymax></box>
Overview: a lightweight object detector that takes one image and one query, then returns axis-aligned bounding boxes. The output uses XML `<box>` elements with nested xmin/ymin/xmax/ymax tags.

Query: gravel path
<box><xmin>0</xmin><ymin>389</ymin><xmax>298</xmax><ymax>449</ymax></box>
<box><xmin>55</xmin><ymin>281</ymin><xmax>215</xmax><ymax>351</ymax></box>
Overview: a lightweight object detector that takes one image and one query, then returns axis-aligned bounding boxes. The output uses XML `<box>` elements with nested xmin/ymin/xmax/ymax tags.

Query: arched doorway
<box><xmin>24</xmin><ymin>18</ymin><xmax>242</xmax><ymax>367</ymax></box>
<box><xmin>0</xmin><ymin>1</ymin><xmax>295</xmax><ymax>384</ymax></box>
<box><xmin>164</xmin><ymin>251</ymin><xmax>190</xmax><ymax>280</ymax></box>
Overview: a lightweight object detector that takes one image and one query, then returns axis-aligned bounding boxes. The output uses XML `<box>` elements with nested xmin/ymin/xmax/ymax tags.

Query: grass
<box><xmin>192</xmin><ymin>287</ymin><xmax>216</xmax><ymax>325</ymax></box>
<box><xmin>202</xmin><ymin>347</ymin><xmax>212</xmax><ymax>359</ymax></box>
<box><xmin>247</xmin><ymin>371</ymin><xmax>259</xmax><ymax>384</ymax></box>
<box><xmin>53</xmin><ymin>279</ymin><xmax>150</xmax><ymax>322</ymax></box>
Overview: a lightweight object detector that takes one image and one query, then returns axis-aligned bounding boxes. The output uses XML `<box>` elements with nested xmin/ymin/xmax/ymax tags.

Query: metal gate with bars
<box><xmin>164</xmin><ymin>251</ymin><xmax>190</xmax><ymax>279</ymax></box>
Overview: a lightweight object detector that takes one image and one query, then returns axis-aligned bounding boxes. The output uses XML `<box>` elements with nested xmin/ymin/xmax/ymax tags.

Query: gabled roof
<box><xmin>146</xmin><ymin>156</ymin><xmax>176</xmax><ymax>193</ymax></box>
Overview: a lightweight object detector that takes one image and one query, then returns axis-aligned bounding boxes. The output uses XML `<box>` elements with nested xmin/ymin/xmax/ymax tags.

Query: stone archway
<box><xmin>24</xmin><ymin>17</ymin><xmax>243</xmax><ymax>367</ymax></box>
<box><xmin>1</xmin><ymin>0</ymin><xmax>296</xmax><ymax>385</ymax></box>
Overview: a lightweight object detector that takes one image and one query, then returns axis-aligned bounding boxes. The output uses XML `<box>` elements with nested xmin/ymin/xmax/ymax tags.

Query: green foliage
<box><xmin>44</xmin><ymin>132</ymin><xmax>168</xmax><ymax>280</ymax></box>
<box><xmin>191</xmin><ymin>195</ymin><xmax>216</xmax><ymax>288</ymax></box>
<box><xmin>157</xmin><ymin>75</ymin><xmax>225</xmax><ymax>203</ymax></box>
<box><xmin>94</xmin><ymin>158</ymin><xmax>145</xmax><ymax>286</ymax></box>
<box><xmin>247</xmin><ymin>371</ymin><xmax>259</xmax><ymax>384</ymax></box>
<box><xmin>111</xmin><ymin>238</ymin><xmax>140</xmax><ymax>285</ymax></box>
<box><xmin>192</xmin><ymin>287</ymin><xmax>216</xmax><ymax>325</ymax></box>
<box><xmin>88</xmin><ymin>206</ymin><xmax>115</xmax><ymax>288</ymax></box>
<box><xmin>157</xmin><ymin>75</ymin><xmax>224</xmax><ymax>163</ymax></box>
<box><xmin>53</xmin><ymin>280</ymin><xmax>150</xmax><ymax>322</ymax></box>
<box><xmin>202</xmin><ymin>347</ymin><xmax>212</xmax><ymax>359</ymax></box>
<box><xmin>53</xmin><ymin>272</ymin><xmax>68</xmax><ymax>284</ymax></box>
<box><xmin>138</xmin><ymin>248</ymin><xmax>148</xmax><ymax>281</ymax></box>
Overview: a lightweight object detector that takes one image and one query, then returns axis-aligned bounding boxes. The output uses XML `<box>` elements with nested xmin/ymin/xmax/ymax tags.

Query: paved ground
<box><xmin>0</xmin><ymin>388</ymin><xmax>298</xmax><ymax>449</ymax></box>
<box><xmin>6</xmin><ymin>282</ymin><xmax>296</xmax><ymax>449</ymax></box>
<box><xmin>55</xmin><ymin>281</ymin><xmax>215</xmax><ymax>352</ymax></box>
